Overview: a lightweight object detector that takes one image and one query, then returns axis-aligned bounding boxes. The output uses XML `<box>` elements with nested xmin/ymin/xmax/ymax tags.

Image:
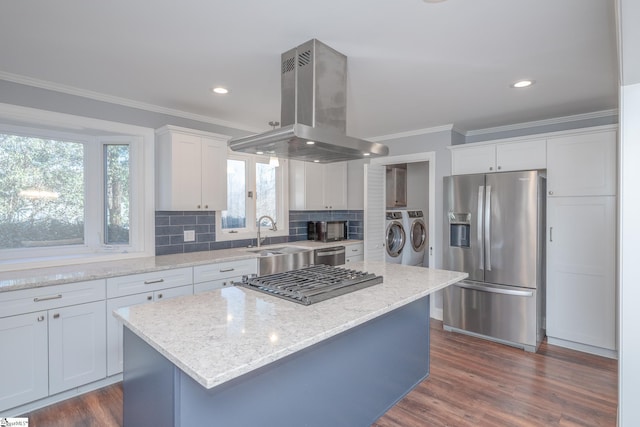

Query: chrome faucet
<box><xmin>257</xmin><ymin>215</ymin><xmax>277</xmax><ymax>247</ymax></box>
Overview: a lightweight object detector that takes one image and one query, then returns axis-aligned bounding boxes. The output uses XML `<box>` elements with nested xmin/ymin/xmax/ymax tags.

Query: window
<box><xmin>217</xmin><ymin>153</ymin><xmax>288</xmax><ymax>241</ymax></box>
<box><xmin>0</xmin><ymin>104</ymin><xmax>154</xmax><ymax>271</ymax></box>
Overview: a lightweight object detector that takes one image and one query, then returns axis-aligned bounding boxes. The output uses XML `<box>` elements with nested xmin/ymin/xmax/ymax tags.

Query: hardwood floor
<box><xmin>22</xmin><ymin>320</ymin><xmax>618</xmax><ymax>427</ymax></box>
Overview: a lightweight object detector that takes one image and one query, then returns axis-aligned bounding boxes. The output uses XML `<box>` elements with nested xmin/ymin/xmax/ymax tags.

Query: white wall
<box><xmin>618</xmin><ymin>83</ymin><xmax>640</xmax><ymax>427</ymax></box>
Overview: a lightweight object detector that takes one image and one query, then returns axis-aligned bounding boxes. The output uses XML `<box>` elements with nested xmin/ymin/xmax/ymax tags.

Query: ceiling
<box><xmin>0</xmin><ymin>0</ymin><xmax>619</xmax><ymax>138</ymax></box>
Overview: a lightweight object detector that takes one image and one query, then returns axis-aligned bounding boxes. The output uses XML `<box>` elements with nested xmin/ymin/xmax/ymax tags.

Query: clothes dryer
<box><xmin>402</xmin><ymin>210</ymin><xmax>427</xmax><ymax>266</ymax></box>
<box><xmin>385</xmin><ymin>211</ymin><xmax>406</xmax><ymax>264</ymax></box>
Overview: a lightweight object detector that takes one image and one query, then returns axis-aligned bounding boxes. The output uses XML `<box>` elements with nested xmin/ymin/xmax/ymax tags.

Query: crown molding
<box><xmin>0</xmin><ymin>71</ymin><xmax>263</xmax><ymax>134</ymax></box>
<box><xmin>368</xmin><ymin>124</ymin><xmax>454</xmax><ymax>142</ymax></box>
<box><xmin>465</xmin><ymin>109</ymin><xmax>618</xmax><ymax>137</ymax></box>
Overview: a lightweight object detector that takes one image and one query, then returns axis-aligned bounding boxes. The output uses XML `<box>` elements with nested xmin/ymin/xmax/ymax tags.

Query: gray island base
<box><xmin>115</xmin><ymin>262</ymin><xmax>467</xmax><ymax>427</ymax></box>
<box><xmin>124</xmin><ymin>296</ymin><xmax>430</xmax><ymax>427</ymax></box>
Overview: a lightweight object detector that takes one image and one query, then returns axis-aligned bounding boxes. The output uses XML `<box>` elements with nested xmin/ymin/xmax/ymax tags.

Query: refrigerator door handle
<box><xmin>484</xmin><ymin>185</ymin><xmax>492</xmax><ymax>271</ymax></box>
<box><xmin>477</xmin><ymin>185</ymin><xmax>484</xmax><ymax>270</ymax></box>
<box><xmin>456</xmin><ymin>281</ymin><xmax>534</xmax><ymax>297</ymax></box>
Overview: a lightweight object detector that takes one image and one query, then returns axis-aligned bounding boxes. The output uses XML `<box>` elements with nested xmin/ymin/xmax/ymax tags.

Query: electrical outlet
<box><xmin>184</xmin><ymin>230</ymin><xmax>195</xmax><ymax>242</ymax></box>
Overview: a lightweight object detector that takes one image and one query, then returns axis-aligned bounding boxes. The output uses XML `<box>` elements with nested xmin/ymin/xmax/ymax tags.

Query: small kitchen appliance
<box><xmin>307</xmin><ymin>221</ymin><xmax>348</xmax><ymax>242</ymax></box>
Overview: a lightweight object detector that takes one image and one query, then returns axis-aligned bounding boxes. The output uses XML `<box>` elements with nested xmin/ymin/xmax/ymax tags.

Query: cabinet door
<box><xmin>324</xmin><ymin>163</ymin><xmax>348</xmax><ymax>209</ymax></box>
<box><xmin>169</xmin><ymin>132</ymin><xmax>204</xmax><ymax>210</ymax></box>
<box><xmin>194</xmin><ymin>278</ymin><xmax>236</xmax><ymax>294</ymax></box>
<box><xmin>451</xmin><ymin>144</ymin><xmax>495</xmax><ymax>175</ymax></box>
<box><xmin>303</xmin><ymin>162</ymin><xmax>326</xmax><ymax>210</ymax></box>
<box><xmin>49</xmin><ymin>301</ymin><xmax>107</xmax><ymax>394</ymax></box>
<box><xmin>496</xmin><ymin>139</ymin><xmax>546</xmax><ymax>172</ymax></box>
<box><xmin>0</xmin><ymin>312</ymin><xmax>48</xmax><ymax>411</ymax></box>
<box><xmin>201</xmin><ymin>136</ymin><xmax>228</xmax><ymax>211</ymax></box>
<box><xmin>106</xmin><ymin>293</ymin><xmax>152</xmax><ymax>376</ymax></box>
<box><xmin>546</xmin><ymin>196</ymin><xmax>616</xmax><ymax>350</ymax></box>
<box><xmin>547</xmin><ymin>130</ymin><xmax>617</xmax><ymax>196</ymax></box>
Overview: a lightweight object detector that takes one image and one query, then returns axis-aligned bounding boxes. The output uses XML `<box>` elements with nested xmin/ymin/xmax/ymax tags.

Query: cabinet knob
<box><xmin>197</xmin><ymin>204</ymin><xmax>201</xmax><ymax>209</ymax></box>
<box><xmin>497</xmin><ymin>166</ymin><xmax>502</xmax><ymax>170</ymax></box>
<box><xmin>147</xmin><ymin>295</ymin><xmax>153</xmax><ymax>301</ymax></box>
<box><xmin>53</xmin><ymin>313</ymin><xmax>60</xmax><ymax>319</ymax></box>
<box><xmin>37</xmin><ymin>315</ymin><xmax>45</xmax><ymax>322</ymax></box>
<box><xmin>157</xmin><ymin>293</ymin><xmax>163</xmax><ymax>299</ymax></box>
<box><xmin>489</xmin><ymin>167</ymin><xmax>493</xmax><ymax>171</ymax></box>
<box><xmin>204</xmin><ymin>205</ymin><xmax>209</xmax><ymax>209</ymax></box>
<box><xmin>548</xmin><ymin>191</ymin><xmax>554</xmax><ymax>195</ymax></box>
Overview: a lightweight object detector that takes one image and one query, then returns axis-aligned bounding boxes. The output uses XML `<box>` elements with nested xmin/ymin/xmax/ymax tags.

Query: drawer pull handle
<box><xmin>219</xmin><ymin>268</ymin><xmax>235</xmax><ymax>273</ymax></box>
<box><xmin>144</xmin><ymin>278</ymin><xmax>165</xmax><ymax>285</ymax></box>
<box><xmin>34</xmin><ymin>294</ymin><xmax>62</xmax><ymax>302</ymax></box>
<box><xmin>53</xmin><ymin>313</ymin><xmax>60</xmax><ymax>319</ymax></box>
<box><xmin>351</xmin><ymin>249</ymin><xmax>358</xmax><ymax>252</ymax></box>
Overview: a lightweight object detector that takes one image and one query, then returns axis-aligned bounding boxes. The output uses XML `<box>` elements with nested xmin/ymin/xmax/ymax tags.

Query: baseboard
<box><xmin>430</xmin><ymin>306</ymin><xmax>443</xmax><ymax>321</ymax></box>
<box><xmin>1</xmin><ymin>374</ymin><xmax>122</xmax><ymax>418</ymax></box>
<box><xmin>547</xmin><ymin>336</ymin><xmax>618</xmax><ymax>359</ymax></box>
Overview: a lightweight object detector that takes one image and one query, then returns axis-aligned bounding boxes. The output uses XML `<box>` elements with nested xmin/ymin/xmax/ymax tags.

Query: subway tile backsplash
<box><xmin>155</xmin><ymin>210</ymin><xmax>364</xmax><ymax>255</ymax></box>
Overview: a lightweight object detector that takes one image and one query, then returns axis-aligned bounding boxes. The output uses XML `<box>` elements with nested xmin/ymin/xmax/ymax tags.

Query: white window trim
<box><xmin>216</xmin><ymin>153</ymin><xmax>289</xmax><ymax>242</ymax></box>
<box><xmin>0</xmin><ymin>103</ymin><xmax>155</xmax><ymax>272</ymax></box>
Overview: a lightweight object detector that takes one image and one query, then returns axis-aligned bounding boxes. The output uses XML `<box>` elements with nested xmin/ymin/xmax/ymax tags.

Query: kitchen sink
<box><xmin>247</xmin><ymin>246</ymin><xmax>313</xmax><ymax>275</ymax></box>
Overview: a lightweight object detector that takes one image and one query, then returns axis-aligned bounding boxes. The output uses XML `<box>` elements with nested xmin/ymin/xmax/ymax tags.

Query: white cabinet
<box><xmin>345</xmin><ymin>243</ymin><xmax>364</xmax><ymax>264</ymax></box>
<box><xmin>156</xmin><ymin>125</ymin><xmax>228</xmax><ymax>211</ymax></box>
<box><xmin>0</xmin><ymin>312</ymin><xmax>48</xmax><ymax>411</ymax></box>
<box><xmin>0</xmin><ymin>280</ymin><xmax>106</xmax><ymax>412</ymax></box>
<box><xmin>48</xmin><ymin>300</ymin><xmax>107</xmax><ymax>394</ymax></box>
<box><xmin>547</xmin><ymin>130</ymin><xmax>617</xmax><ymax>197</ymax></box>
<box><xmin>106</xmin><ymin>268</ymin><xmax>193</xmax><ymax>376</ymax></box>
<box><xmin>546</xmin><ymin>196</ymin><xmax>616</xmax><ymax>351</ymax></box>
<box><xmin>450</xmin><ymin>139</ymin><xmax>546</xmax><ymax>175</ymax></box>
<box><xmin>289</xmin><ymin>160</ymin><xmax>347</xmax><ymax>210</ymax></box>
<box><xmin>193</xmin><ymin>259</ymin><xmax>257</xmax><ymax>294</ymax></box>
<box><xmin>105</xmin><ymin>284</ymin><xmax>192</xmax><ymax>376</ymax></box>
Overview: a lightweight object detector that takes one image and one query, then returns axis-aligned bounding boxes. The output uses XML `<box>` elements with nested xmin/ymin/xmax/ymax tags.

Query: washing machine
<box><xmin>402</xmin><ymin>210</ymin><xmax>427</xmax><ymax>266</ymax></box>
<box><xmin>385</xmin><ymin>211</ymin><xmax>406</xmax><ymax>264</ymax></box>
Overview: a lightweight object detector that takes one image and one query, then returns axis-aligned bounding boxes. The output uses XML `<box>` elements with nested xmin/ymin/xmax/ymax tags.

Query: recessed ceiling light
<box><xmin>306</xmin><ymin>141</ymin><xmax>315</xmax><ymax>145</ymax></box>
<box><xmin>511</xmin><ymin>80</ymin><xmax>535</xmax><ymax>88</ymax></box>
<box><xmin>211</xmin><ymin>86</ymin><xmax>229</xmax><ymax>94</ymax></box>
<box><xmin>256</xmin><ymin>151</ymin><xmax>264</xmax><ymax>155</ymax></box>
<box><xmin>313</xmin><ymin>160</ymin><xmax>320</xmax><ymax>163</ymax></box>
<box><xmin>363</xmin><ymin>153</ymin><xmax>371</xmax><ymax>156</ymax></box>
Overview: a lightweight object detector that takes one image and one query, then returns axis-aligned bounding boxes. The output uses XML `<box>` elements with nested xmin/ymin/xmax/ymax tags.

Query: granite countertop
<box><xmin>114</xmin><ymin>261</ymin><xmax>467</xmax><ymax>389</ymax></box>
<box><xmin>0</xmin><ymin>240</ymin><xmax>363</xmax><ymax>292</ymax></box>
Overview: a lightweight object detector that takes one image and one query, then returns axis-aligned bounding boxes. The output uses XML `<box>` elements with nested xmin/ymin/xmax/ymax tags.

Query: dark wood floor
<box><xmin>23</xmin><ymin>320</ymin><xmax>618</xmax><ymax>427</ymax></box>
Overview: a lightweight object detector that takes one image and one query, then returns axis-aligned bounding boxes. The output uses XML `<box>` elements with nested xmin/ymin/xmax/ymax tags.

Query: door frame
<box><xmin>368</xmin><ymin>152</ymin><xmax>436</xmax><ymax>268</ymax></box>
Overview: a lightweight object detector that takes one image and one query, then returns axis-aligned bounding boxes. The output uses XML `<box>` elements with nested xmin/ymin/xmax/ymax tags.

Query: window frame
<box><xmin>216</xmin><ymin>152</ymin><xmax>289</xmax><ymax>242</ymax></box>
<box><xmin>0</xmin><ymin>103</ymin><xmax>155</xmax><ymax>272</ymax></box>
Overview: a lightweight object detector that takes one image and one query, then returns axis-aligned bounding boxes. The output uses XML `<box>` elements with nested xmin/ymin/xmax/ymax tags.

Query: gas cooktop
<box><xmin>238</xmin><ymin>265</ymin><xmax>383</xmax><ymax>305</ymax></box>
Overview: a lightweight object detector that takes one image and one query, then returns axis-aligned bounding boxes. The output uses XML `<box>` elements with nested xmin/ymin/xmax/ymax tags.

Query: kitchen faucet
<box><xmin>257</xmin><ymin>215</ymin><xmax>277</xmax><ymax>247</ymax></box>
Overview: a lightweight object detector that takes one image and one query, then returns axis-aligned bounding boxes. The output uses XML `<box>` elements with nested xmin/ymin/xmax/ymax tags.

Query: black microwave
<box><xmin>307</xmin><ymin>221</ymin><xmax>348</xmax><ymax>242</ymax></box>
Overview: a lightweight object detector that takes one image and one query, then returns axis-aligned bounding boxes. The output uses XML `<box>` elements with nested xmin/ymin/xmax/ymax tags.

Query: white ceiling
<box><xmin>0</xmin><ymin>0</ymin><xmax>618</xmax><ymax>138</ymax></box>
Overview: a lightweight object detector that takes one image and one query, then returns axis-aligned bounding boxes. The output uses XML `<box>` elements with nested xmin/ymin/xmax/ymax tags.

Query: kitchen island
<box><xmin>115</xmin><ymin>261</ymin><xmax>466</xmax><ymax>427</ymax></box>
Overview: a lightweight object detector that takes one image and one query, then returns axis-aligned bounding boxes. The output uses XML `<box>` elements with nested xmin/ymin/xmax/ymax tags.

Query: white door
<box><xmin>303</xmin><ymin>162</ymin><xmax>325</xmax><ymax>210</ymax></box>
<box><xmin>0</xmin><ymin>312</ymin><xmax>48</xmax><ymax>411</ymax></box>
<box><xmin>171</xmin><ymin>132</ymin><xmax>203</xmax><ymax>210</ymax></box>
<box><xmin>324</xmin><ymin>163</ymin><xmax>347</xmax><ymax>210</ymax></box>
<box><xmin>49</xmin><ymin>301</ymin><xmax>107</xmax><ymax>394</ymax></box>
<box><xmin>201</xmin><ymin>136</ymin><xmax>228</xmax><ymax>211</ymax></box>
<box><xmin>364</xmin><ymin>163</ymin><xmax>385</xmax><ymax>261</ymax></box>
<box><xmin>547</xmin><ymin>196</ymin><xmax>616</xmax><ymax>350</ymax></box>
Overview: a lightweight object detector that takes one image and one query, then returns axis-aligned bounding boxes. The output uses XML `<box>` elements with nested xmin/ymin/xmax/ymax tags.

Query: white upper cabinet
<box><xmin>156</xmin><ymin>126</ymin><xmax>228</xmax><ymax>211</ymax></box>
<box><xmin>289</xmin><ymin>160</ymin><xmax>347</xmax><ymax>210</ymax></box>
<box><xmin>450</xmin><ymin>139</ymin><xmax>546</xmax><ymax>175</ymax></box>
<box><xmin>546</xmin><ymin>129</ymin><xmax>617</xmax><ymax>197</ymax></box>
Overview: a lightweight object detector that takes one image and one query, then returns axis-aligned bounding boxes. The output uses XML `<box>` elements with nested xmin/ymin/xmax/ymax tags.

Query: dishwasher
<box><xmin>314</xmin><ymin>246</ymin><xmax>346</xmax><ymax>266</ymax></box>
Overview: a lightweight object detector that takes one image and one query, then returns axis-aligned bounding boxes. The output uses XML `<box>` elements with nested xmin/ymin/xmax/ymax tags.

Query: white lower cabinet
<box><xmin>546</xmin><ymin>196</ymin><xmax>617</xmax><ymax>352</ymax></box>
<box><xmin>0</xmin><ymin>279</ymin><xmax>106</xmax><ymax>412</ymax></box>
<box><xmin>345</xmin><ymin>243</ymin><xmax>364</xmax><ymax>264</ymax></box>
<box><xmin>106</xmin><ymin>283</ymin><xmax>193</xmax><ymax>376</ymax></box>
<box><xmin>0</xmin><ymin>311</ymin><xmax>48</xmax><ymax>411</ymax></box>
<box><xmin>193</xmin><ymin>259</ymin><xmax>257</xmax><ymax>294</ymax></box>
<box><xmin>48</xmin><ymin>301</ymin><xmax>107</xmax><ymax>394</ymax></box>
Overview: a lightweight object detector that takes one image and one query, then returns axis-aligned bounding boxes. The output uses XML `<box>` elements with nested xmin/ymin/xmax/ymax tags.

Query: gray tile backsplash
<box><xmin>155</xmin><ymin>210</ymin><xmax>364</xmax><ymax>255</ymax></box>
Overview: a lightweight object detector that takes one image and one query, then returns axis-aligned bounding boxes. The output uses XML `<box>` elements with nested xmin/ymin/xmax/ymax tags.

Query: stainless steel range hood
<box><xmin>228</xmin><ymin>39</ymin><xmax>388</xmax><ymax>163</ymax></box>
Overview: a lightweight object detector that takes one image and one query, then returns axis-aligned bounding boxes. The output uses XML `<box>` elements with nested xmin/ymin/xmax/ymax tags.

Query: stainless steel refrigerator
<box><xmin>442</xmin><ymin>170</ymin><xmax>546</xmax><ymax>352</ymax></box>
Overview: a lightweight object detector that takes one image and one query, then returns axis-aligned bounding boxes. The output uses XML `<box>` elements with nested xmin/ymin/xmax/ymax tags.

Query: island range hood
<box><xmin>228</xmin><ymin>39</ymin><xmax>389</xmax><ymax>163</ymax></box>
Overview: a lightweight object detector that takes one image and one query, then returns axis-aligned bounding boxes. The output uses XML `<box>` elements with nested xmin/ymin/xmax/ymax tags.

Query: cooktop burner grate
<box><xmin>238</xmin><ymin>265</ymin><xmax>383</xmax><ymax>305</ymax></box>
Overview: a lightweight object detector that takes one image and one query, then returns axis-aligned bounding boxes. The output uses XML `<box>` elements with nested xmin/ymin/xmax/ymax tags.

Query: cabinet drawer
<box><xmin>346</xmin><ymin>255</ymin><xmax>364</xmax><ymax>264</ymax></box>
<box><xmin>345</xmin><ymin>244</ymin><xmax>364</xmax><ymax>257</ymax></box>
<box><xmin>106</xmin><ymin>267</ymin><xmax>192</xmax><ymax>298</ymax></box>
<box><xmin>194</xmin><ymin>279</ymin><xmax>237</xmax><ymax>294</ymax></box>
<box><xmin>193</xmin><ymin>259</ymin><xmax>257</xmax><ymax>284</ymax></box>
<box><xmin>0</xmin><ymin>280</ymin><xmax>106</xmax><ymax>318</ymax></box>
